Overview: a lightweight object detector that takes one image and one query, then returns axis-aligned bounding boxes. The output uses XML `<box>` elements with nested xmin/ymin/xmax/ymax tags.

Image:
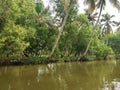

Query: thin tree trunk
<box><xmin>106</xmin><ymin>37</ymin><xmax>109</xmax><ymax>45</ymax></box>
<box><xmin>106</xmin><ymin>34</ymin><xmax>109</xmax><ymax>46</ymax></box>
<box><xmin>48</xmin><ymin>0</ymin><xmax>73</xmax><ymax>59</ymax></box>
<box><xmin>83</xmin><ymin>1</ymin><xmax>104</xmax><ymax>56</ymax></box>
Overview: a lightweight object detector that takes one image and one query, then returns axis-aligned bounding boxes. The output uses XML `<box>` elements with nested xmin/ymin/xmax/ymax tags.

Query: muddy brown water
<box><xmin>0</xmin><ymin>60</ymin><xmax>120</xmax><ymax>90</ymax></box>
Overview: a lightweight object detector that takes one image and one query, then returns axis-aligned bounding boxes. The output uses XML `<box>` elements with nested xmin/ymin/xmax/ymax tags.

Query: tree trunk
<box><xmin>106</xmin><ymin>34</ymin><xmax>109</xmax><ymax>46</ymax></box>
<box><xmin>83</xmin><ymin>1</ymin><xmax>104</xmax><ymax>56</ymax></box>
<box><xmin>48</xmin><ymin>0</ymin><xmax>73</xmax><ymax>59</ymax></box>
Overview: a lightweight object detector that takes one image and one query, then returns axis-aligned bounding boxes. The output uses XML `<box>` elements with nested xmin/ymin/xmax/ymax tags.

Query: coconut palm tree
<box><xmin>48</xmin><ymin>0</ymin><xmax>75</xmax><ymax>59</ymax></box>
<box><xmin>100</xmin><ymin>13</ymin><xmax>117</xmax><ymax>45</ymax></box>
<box><xmin>101</xmin><ymin>13</ymin><xmax>115</xmax><ymax>36</ymax></box>
<box><xmin>83</xmin><ymin>0</ymin><xmax>120</xmax><ymax>57</ymax></box>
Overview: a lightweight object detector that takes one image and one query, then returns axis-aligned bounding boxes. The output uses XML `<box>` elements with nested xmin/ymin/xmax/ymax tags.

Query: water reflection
<box><xmin>0</xmin><ymin>60</ymin><xmax>120</xmax><ymax>90</ymax></box>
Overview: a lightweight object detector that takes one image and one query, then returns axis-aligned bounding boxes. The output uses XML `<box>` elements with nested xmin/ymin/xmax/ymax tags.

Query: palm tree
<box><xmin>48</xmin><ymin>0</ymin><xmax>75</xmax><ymax>59</ymax></box>
<box><xmin>100</xmin><ymin>13</ymin><xmax>117</xmax><ymax>45</ymax></box>
<box><xmin>83</xmin><ymin>0</ymin><xmax>120</xmax><ymax>57</ymax></box>
<box><xmin>101</xmin><ymin>13</ymin><xmax>114</xmax><ymax>35</ymax></box>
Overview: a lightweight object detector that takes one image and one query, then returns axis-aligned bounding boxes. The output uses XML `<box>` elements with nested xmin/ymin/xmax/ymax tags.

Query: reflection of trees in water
<box><xmin>0</xmin><ymin>66</ymin><xmax>24</xmax><ymax>90</ymax></box>
<box><xmin>0</xmin><ymin>65</ymin><xmax>41</xmax><ymax>90</ymax></box>
<box><xmin>43</xmin><ymin>61</ymin><xmax>116</xmax><ymax>90</ymax></box>
<box><xmin>102</xmin><ymin>60</ymin><xmax>120</xmax><ymax>90</ymax></box>
<box><xmin>0</xmin><ymin>60</ymin><xmax>118</xmax><ymax>90</ymax></box>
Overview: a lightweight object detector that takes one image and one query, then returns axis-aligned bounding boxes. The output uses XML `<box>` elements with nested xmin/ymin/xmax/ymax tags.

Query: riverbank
<box><xmin>0</xmin><ymin>54</ymin><xmax>118</xmax><ymax>66</ymax></box>
<box><xmin>0</xmin><ymin>58</ymin><xmax>80</xmax><ymax>66</ymax></box>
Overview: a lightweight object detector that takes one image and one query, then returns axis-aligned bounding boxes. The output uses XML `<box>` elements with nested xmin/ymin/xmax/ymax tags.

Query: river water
<box><xmin>0</xmin><ymin>60</ymin><xmax>120</xmax><ymax>90</ymax></box>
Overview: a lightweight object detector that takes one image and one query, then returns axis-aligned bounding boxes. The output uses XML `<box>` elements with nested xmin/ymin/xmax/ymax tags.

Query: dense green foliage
<box><xmin>0</xmin><ymin>0</ymin><xmax>36</xmax><ymax>61</ymax></box>
<box><xmin>109</xmin><ymin>32</ymin><xmax>120</xmax><ymax>59</ymax></box>
<box><xmin>0</xmin><ymin>0</ymin><xmax>119</xmax><ymax>64</ymax></box>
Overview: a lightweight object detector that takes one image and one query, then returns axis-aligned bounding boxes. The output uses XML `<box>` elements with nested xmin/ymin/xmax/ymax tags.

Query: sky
<box><xmin>42</xmin><ymin>0</ymin><xmax>120</xmax><ymax>31</ymax></box>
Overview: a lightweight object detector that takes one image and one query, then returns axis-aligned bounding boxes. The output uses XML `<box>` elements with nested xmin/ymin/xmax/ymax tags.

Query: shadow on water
<box><xmin>0</xmin><ymin>60</ymin><xmax>120</xmax><ymax>90</ymax></box>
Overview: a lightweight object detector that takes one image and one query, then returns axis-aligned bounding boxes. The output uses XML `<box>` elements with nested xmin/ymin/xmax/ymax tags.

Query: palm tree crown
<box><xmin>100</xmin><ymin>13</ymin><xmax>116</xmax><ymax>36</ymax></box>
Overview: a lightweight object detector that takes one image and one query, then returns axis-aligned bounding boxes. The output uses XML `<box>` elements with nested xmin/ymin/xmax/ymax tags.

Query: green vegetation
<box><xmin>109</xmin><ymin>31</ymin><xmax>120</xmax><ymax>59</ymax></box>
<box><xmin>0</xmin><ymin>0</ymin><xmax>120</xmax><ymax>65</ymax></box>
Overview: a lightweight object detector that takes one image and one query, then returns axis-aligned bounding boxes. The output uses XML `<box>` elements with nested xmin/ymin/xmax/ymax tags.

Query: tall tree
<box><xmin>100</xmin><ymin>13</ymin><xmax>115</xmax><ymax>35</ymax></box>
<box><xmin>48</xmin><ymin>0</ymin><xmax>76</xmax><ymax>59</ymax></box>
<box><xmin>100</xmin><ymin>13</ymin><xmax>118</xmax><ymax>45</ymax></box>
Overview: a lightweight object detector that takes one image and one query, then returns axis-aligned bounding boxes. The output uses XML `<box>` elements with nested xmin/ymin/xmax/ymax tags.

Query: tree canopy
<box><xmin>0</xmin><ymin>0</ymin><xmax>120</xmax><ymax>63</ymax></box>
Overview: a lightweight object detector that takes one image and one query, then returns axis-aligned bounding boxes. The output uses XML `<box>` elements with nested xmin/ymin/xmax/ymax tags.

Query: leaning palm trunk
<box><xmin>48</xmin><ymin>0</ymin><xmax>73</xmax><ymax>59</ymax></box>
<box><xmin>83</xmin><ymin>1</ymin><xmax>104</xmax><ymax>56</ymax></box>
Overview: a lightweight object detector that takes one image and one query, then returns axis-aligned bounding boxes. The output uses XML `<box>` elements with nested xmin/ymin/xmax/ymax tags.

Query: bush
<box><xmin>0</xmin><ymin>23</ymin><xmax>29</xmax><ymax>61</ymax></box>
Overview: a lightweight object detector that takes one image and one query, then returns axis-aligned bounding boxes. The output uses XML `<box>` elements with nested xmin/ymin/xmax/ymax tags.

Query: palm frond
<box><xmin>112</xmin><ymin>21</ymin><xmax>119</xmax><ymax>25</ymax></box>
<box><xmin>109</xmin><ymin>0</ymin><xmax>120</xmax><ymax>10</ymax></box>
<box><xmin>110</xmin><ymin>15</ymin><xmax>115</xmax><ymax>18</ymax></box>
